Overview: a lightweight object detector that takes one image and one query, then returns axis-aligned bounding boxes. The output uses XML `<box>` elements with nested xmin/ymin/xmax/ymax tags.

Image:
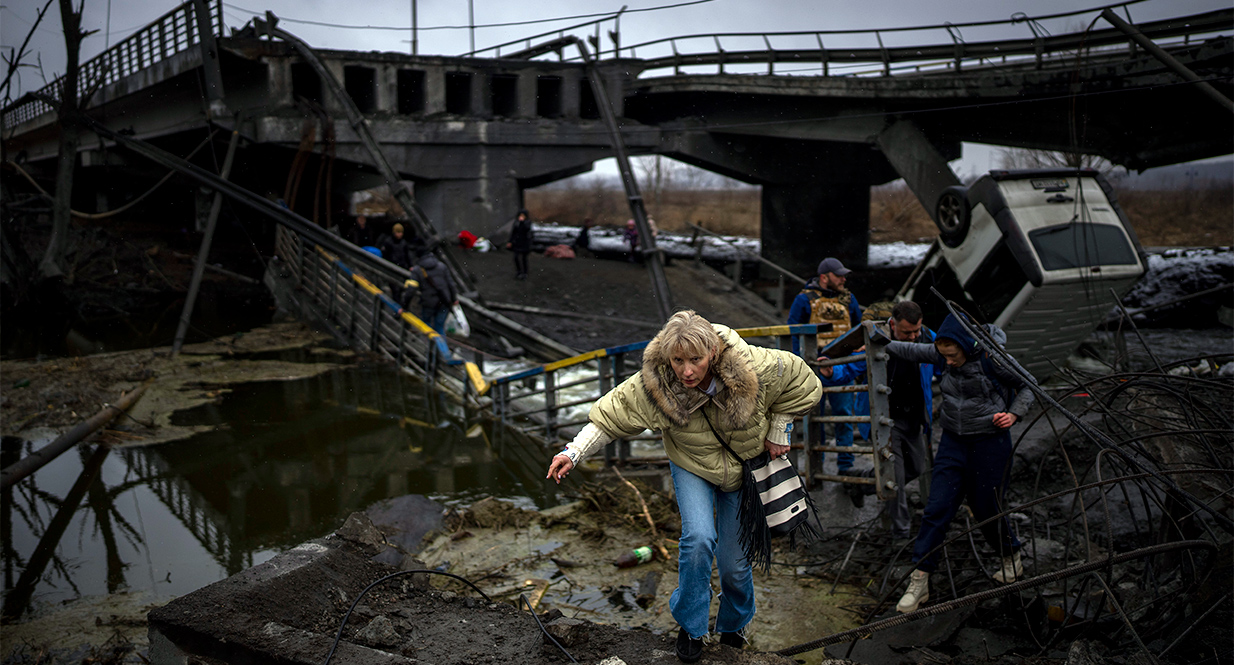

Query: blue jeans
<box><xmin>824</xmin><ymin>391</ymin><xmax>854</xmax><ymax>473</ymax></box>
<box><xmin>669</xmin><ymin>462</ymin><xmax>755</xmax><ymax>639</ymax></box>
<box><xmin>912</xmin><ymin>429</ymin><xmax>1022</xmax><ymax>573</ymax></box>
<box><xmin>422</xmin><ymin>306</ymin><xmax>449</xmax><ymax>335</ymax></box>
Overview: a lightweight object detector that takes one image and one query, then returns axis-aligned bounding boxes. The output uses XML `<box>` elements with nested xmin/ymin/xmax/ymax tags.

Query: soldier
<box><xmin>787</xmin><ymin>258</ymin><xmax>862</xmax><ymax>476</ymax></box>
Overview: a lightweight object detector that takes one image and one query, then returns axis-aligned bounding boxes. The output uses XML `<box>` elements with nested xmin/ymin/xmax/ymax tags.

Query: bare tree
<box><xmin>39</xmin><ymin>0</ymin><xmax>94</xmax><ymax>280</ymax></box>
<box><xmin>0</xmin><ymin>0</ymin><xmax>55</xmax><ymax>107</ymax></box>
<box><xmin>997</xmin><ymin>146</ymin><xmax>1113</xmax><ymax>174</ymax></box>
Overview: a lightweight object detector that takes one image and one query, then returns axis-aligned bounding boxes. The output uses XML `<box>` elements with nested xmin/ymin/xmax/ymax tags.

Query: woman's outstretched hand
<box><xmin>546</xmin><ymin>454</ymin><xmax>574</xmax><ymax>484</ymax></box>
<box><xmin>764</xmin><ymin>439</ymin><xmax>790</xmax><ymax>458</ymax></box>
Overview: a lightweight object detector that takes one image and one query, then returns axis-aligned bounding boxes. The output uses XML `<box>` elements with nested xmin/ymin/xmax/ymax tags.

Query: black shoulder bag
<box><xmin>700</xmin><ymin>409</ymin><xmax>822</xmax><ymax>572</ymax></box>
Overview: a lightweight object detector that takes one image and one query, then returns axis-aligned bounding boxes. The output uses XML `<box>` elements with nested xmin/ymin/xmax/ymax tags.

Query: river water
<box><xmin>1</xmin><ymin>365</ymin><xmax>546</xmax><ymax>622</ymax></box>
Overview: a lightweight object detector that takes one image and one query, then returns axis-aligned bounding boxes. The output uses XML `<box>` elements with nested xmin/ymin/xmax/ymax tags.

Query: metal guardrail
<box><xmin>2</xmin><ymin>0</ymin><xmax>224</xmax><ymax>128</ymax></box>
<box><xmin>490</xmin><ymin>320</ymin><xmax>901</xmax><ymax>497</ymax></box>
<box><xmin>273</xmin><ymin>225</ymin><xmax>488</xmax><ymax>404</ymax></box>
<box><xmin>624</xmin><ymin>8</ymin><xmax>1233</xmax><ymax>77</ymax></box>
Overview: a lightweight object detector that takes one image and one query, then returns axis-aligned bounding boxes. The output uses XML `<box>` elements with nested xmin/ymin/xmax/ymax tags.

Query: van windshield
<box><xmin>1028</xmin><ymin>223</ymin><xmax>1138</xmax><ymax>271</ymax></box>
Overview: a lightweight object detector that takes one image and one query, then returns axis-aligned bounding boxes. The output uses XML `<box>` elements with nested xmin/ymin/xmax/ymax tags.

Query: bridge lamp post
<box><xmin>410</xmin><ymin>0</ymin><xmax>418</xmax><ymax>55</ymax></box>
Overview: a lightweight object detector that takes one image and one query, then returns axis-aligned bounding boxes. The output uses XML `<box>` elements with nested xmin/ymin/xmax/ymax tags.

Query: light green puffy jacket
<box><xmin>589</xmin><ymin>325</ymin><xmax>822</xmax><ymax>492</ymax></box>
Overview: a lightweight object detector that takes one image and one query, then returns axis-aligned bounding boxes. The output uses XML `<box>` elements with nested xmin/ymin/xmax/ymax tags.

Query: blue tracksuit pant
<box><xmin>824</xmin><ymin>391</ymin><xmax>854</xmax><ymax>472</ymax></box>
<box><xmin>912</xmin><ymin>429</ymin><xmax>1021</xmax><ymax>573</ymax></box>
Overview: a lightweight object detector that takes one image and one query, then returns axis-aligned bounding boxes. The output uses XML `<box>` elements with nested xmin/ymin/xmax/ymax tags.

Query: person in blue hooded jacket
<box><xmin>880</xmin><ymin>312</ymin><xmax>1036</xmax><ymax>614</ymax></box>
<box><xmin>819</xmin><ymin>301</ymin><xmax>939</xmax><ymax>538</ymax></box>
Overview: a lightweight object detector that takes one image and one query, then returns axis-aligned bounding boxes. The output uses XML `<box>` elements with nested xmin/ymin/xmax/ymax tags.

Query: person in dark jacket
<box><xmin>820</xmin><ymin>301</ymin><xmax>940</xmax><ymax>533</ymax></box>
<box><xmin>884</xmin><ymin>313</ymin><xmax>1036</xmax><ymax>613</ymax></box>
<box><xmin>378</xmin><ymin>223</ymin><xmax>417</xmax><ymax>269</ymax></box>
<box><xmin>404</xmin><ymin>246</ymin><xmax>457</xmax><ymax>334</ymax></box>
<box><xmin>507</xmin><ymin>209</ymin><xmax>533</xmax><ymax>280</ymax></box>
<box><xmin>787</xmin><ymin>258</ymin><xmax>862</xmax><ymax>475</ymax></box>
<box><xmin>573</xmin><ymin>217</ymin><xmax>593</xmax><ymax>256</ymax></box>
<box><xmin>349</xmin><ymin>215</ymin><xmax>375</xmax><ymax>248</ymax></box>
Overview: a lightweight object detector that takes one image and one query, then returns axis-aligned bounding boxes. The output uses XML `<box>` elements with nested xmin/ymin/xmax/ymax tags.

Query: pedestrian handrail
<box><xmin>623</xmin><ymin>8</ymin><xmax>1231</xmax><ymax>77</ymax></box>
<box><xmin>491</xmin><ymin>320</ymin><xmax>899</xmax><ymax>498</ymax></box>
<box><xmin>2</xmin><ymin>0</ymin><xmax>224</xmax><ymax>128</ymax></box>
<box><xmin>273</xmin><ymin>225</ymin><xmax>489</xmax><ymax>402</ymax></box>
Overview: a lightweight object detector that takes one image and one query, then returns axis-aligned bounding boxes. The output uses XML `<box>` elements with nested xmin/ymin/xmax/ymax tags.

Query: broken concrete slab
<box><xmin>148</xmin><ymin>512</ymin><xmax>810</xmax><ymax>665</ymax></box>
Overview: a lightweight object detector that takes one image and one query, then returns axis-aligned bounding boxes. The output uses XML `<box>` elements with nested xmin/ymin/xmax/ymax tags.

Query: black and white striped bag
<box><xmin>702</xmin><ymin>413</ymin><xmax>822</xmax><ymax>572</ymax></box>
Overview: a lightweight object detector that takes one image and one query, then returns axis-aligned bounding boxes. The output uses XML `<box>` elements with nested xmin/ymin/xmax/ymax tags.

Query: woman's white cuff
<box><xmin>766</xmin><ymin>414</ymin><xmax>795</xmax><ymax>446</ymax></box>
<box><xmin>563</xmin><ymin>423</ymin><xmax>614</xmax><ymax>465</ymax></box>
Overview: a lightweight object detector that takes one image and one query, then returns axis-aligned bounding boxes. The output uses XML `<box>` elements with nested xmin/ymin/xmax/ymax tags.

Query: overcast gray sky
<box><xmin>3</xmin><ymin>0</ymin><xmax>1229</xmax><ymax>176</ymax></box>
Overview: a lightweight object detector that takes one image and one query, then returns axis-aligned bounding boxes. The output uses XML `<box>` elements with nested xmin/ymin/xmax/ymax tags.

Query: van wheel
<box><xmin>935</xmin><ymin>186</ymin><xmax>970</xmax><ymax>248</ymax></box>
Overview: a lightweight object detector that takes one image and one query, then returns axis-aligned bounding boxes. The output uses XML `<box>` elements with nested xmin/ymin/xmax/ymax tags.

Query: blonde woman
<box><xmin>547</xmin><ymin>311</ymin><xmax>821</xmax><ymax>662</ymax></box>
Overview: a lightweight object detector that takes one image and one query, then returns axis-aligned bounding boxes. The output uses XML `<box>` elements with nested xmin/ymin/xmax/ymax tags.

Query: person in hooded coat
<box><xmin>883</xmin><ymin>312</ymin><xmax>1036</xmax><ymax>614</ymax></box>
<box><xmin>404</xmin><ymin>246</ymin><xmax>457</xmax><ymax>334</ymax></box>
<box><xmin>378</xmin><ymin>223</ymin><xmax>419</xmax><ymax>269</ymax></box>
<box><xmin>546</xmin><ymin>311</ymin><xmax>821</xmax><ymax>662</ymax></box>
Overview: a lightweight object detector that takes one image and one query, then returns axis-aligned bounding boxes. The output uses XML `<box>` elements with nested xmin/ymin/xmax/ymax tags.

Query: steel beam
<box><xmin>1101</xmin><ymin>8</ymin><xmax>1234</xmax><ymax>115</ymax></box>
<box><xmin>573</xmin><ymin>38</ymin><xmax>675</xmax><ymax>323</ymax></box>
<box><xmin>173</xmin><ymin>126</ymin><xmax>239</xmax><ymax>356</ymax></box>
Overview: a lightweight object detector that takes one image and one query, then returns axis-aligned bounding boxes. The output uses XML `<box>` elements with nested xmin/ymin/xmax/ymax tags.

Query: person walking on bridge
<box><xmin>820</xmin><ymin>301</ymin><xmax>939</xmax><ymax>535</ymax></box>
<box><xmin>378</xmin><ymin>223</ymin><xmax>418</xmax><ymax>270</ymax></box>
<box><xmin>787</xmin><ymin>257</ymin><xmax>862</xmax><ymax>476</ymax></box>
<box><xmin>884</xmin><ymin>312</ymin><xmax>1035</xmax><ymax>613</ymax></box>
<box><xmin>402</xmin><ymin>243</ymin><xmax>457</xmax><ymax>335</ymax></box>
<box><xmin>546</xmin><ymin>311</ymin><xmax>821</xmax><ymax>662</ymax></box>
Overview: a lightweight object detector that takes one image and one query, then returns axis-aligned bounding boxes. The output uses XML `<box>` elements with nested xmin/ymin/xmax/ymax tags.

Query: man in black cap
<box><xmin>787</xmin><ymin>257</ymin><xmax>863</xmax><ymax>481</ymax></box>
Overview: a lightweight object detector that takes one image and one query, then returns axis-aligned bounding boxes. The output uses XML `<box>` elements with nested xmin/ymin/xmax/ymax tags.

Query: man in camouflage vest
<box><xmin>787</xmin><ymin>257</ymin><xmax>863</xmax><ymax>475</ymax></box>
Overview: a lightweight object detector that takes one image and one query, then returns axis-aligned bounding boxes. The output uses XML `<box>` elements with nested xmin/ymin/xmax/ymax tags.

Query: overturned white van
<box><xmin>901</xmin><ymin>168</ymin><xmax>1147</xmax><ymax>381</ymax></box>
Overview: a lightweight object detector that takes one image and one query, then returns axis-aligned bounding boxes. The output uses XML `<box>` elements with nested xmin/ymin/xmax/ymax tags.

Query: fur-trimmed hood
<box><xmin>588</xmin><ymin>323</ymin><xmax>821</xmax><ymax>491</ymax></box>
<box><xmin>640</xmin><ymin>325</ymin><xmax>759</xmax><ymax>430</ymax></box>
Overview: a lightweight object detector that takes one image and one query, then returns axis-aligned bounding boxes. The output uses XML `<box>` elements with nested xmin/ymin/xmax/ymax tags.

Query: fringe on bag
<box><xmin>701</xmin><ymin>410</ymin><xmax>822</xmax><ymax>573</ymax></box>
<box><xmin>734</xmin><ymin>454</ymin><xmax>823</xmax><ymax>573</ymax></box>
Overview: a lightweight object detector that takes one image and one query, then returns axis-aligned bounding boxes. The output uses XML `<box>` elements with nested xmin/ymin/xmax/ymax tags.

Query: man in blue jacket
<box><xmin>788</xmin><ymin>258</ymin><xmax>862</xmax><ymax>475</ymax></box>
<box><xmin>821</xmin><ymin>301</ymin><xmax>938</xmax><ymax>539</ymax></box>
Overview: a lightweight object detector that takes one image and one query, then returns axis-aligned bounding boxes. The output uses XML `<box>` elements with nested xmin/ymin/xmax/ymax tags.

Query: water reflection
<box><xmin>2</xmin><ymin>364</ymin><xmax>545</xmax><ymax>622</ymax></box>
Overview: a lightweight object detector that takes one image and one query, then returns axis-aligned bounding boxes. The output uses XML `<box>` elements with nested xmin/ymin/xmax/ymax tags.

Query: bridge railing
<box><xmin>607</xmin><ymin>5</ymin><xmax>1231</xmax><ymax>77</ymax></box>
<box><xmin>490</xmin><ymin>321</ymin><xmax>898</xmax><ymax>496</ymax></box>
<box><xmin>2</xmin><ymin>0</ymin><xmax>224</xmax><ymax>128</ymax></box>
<box><xmin>273</xmin><ymin>225</ymin><xmax>489</xmax><ymax>405</ymax></box>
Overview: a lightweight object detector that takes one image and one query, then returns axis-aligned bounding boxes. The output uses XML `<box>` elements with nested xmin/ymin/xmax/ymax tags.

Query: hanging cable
<box><xmin>222</xmin><ymin>0</ymin><xmax>714</xmax><ymax>31</ymax></box>
<box><xmin>3</xmin><ymin>129</ymin><xmax>219</xmax><ymax>220</ymax></box>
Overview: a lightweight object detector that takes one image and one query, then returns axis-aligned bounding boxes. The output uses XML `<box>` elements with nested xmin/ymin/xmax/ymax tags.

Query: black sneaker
<box><xmin>847</xmin><ymin>483</ymin><xmax>866</xmax><ymax>508</ymax></box>
<box><xmin>719</xmin><ymin>631</ymin><xmax>745</xmax><ymax>649</ymax></box>
<box><xmin>676</xmin><ymin>628</ymin><xmax>703</xmax><ymax>663</ymax></box>
<box><xmin>839</xmin><ymin>470</ymin><xmax>866</xmax><ymax>508</ymax></box>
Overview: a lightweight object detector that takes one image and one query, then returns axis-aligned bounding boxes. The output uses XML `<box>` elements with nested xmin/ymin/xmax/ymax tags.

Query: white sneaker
<box><xmin>896</xmin><ymin>570</ymin><xmax>929</xmax><ymax>613</ymax></box>
<box><xmin>991</xmin><ymin>551</ymin><xmax>1022</xmax><ymax>584</ymax></box>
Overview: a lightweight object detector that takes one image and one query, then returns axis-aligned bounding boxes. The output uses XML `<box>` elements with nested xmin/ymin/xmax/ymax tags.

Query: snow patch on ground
<box><xmin>1121</xmin><ymin>247</ymin><xmax>1233</xmax><ymax>325</ymax></box>
<box><xmin>867</xmin><ymin>241</ymin><xmax>931</xmax><ymax>269</ymax></box>
<box><xmin>527</xmin><ymin>223</ymin><xmax>925</xmax><ymax>267</ymax></box>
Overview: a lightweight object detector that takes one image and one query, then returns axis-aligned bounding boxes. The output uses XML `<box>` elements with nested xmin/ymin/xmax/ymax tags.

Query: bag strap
<box><xmin>700</xmin><ymin>408</ymin><xmax>743</xmax><ymax>465</ymax></box>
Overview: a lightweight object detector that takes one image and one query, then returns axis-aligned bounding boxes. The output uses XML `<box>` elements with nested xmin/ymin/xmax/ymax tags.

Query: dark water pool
<box><xmin>1</xmin><ymin>364</ymin><xmax>548</xmax><ymax>622</ymax></box>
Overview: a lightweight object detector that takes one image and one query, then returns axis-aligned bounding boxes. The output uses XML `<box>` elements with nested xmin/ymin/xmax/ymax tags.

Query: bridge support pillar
<box><xmin>416</xmin><ymin>177</ymin><xmax>521</xmax><ymax>238</ymax></box>
<box><xmin>762</xmin><ymin>183</ymin><xmax>870</xmax><ymax>275</ymax></box>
